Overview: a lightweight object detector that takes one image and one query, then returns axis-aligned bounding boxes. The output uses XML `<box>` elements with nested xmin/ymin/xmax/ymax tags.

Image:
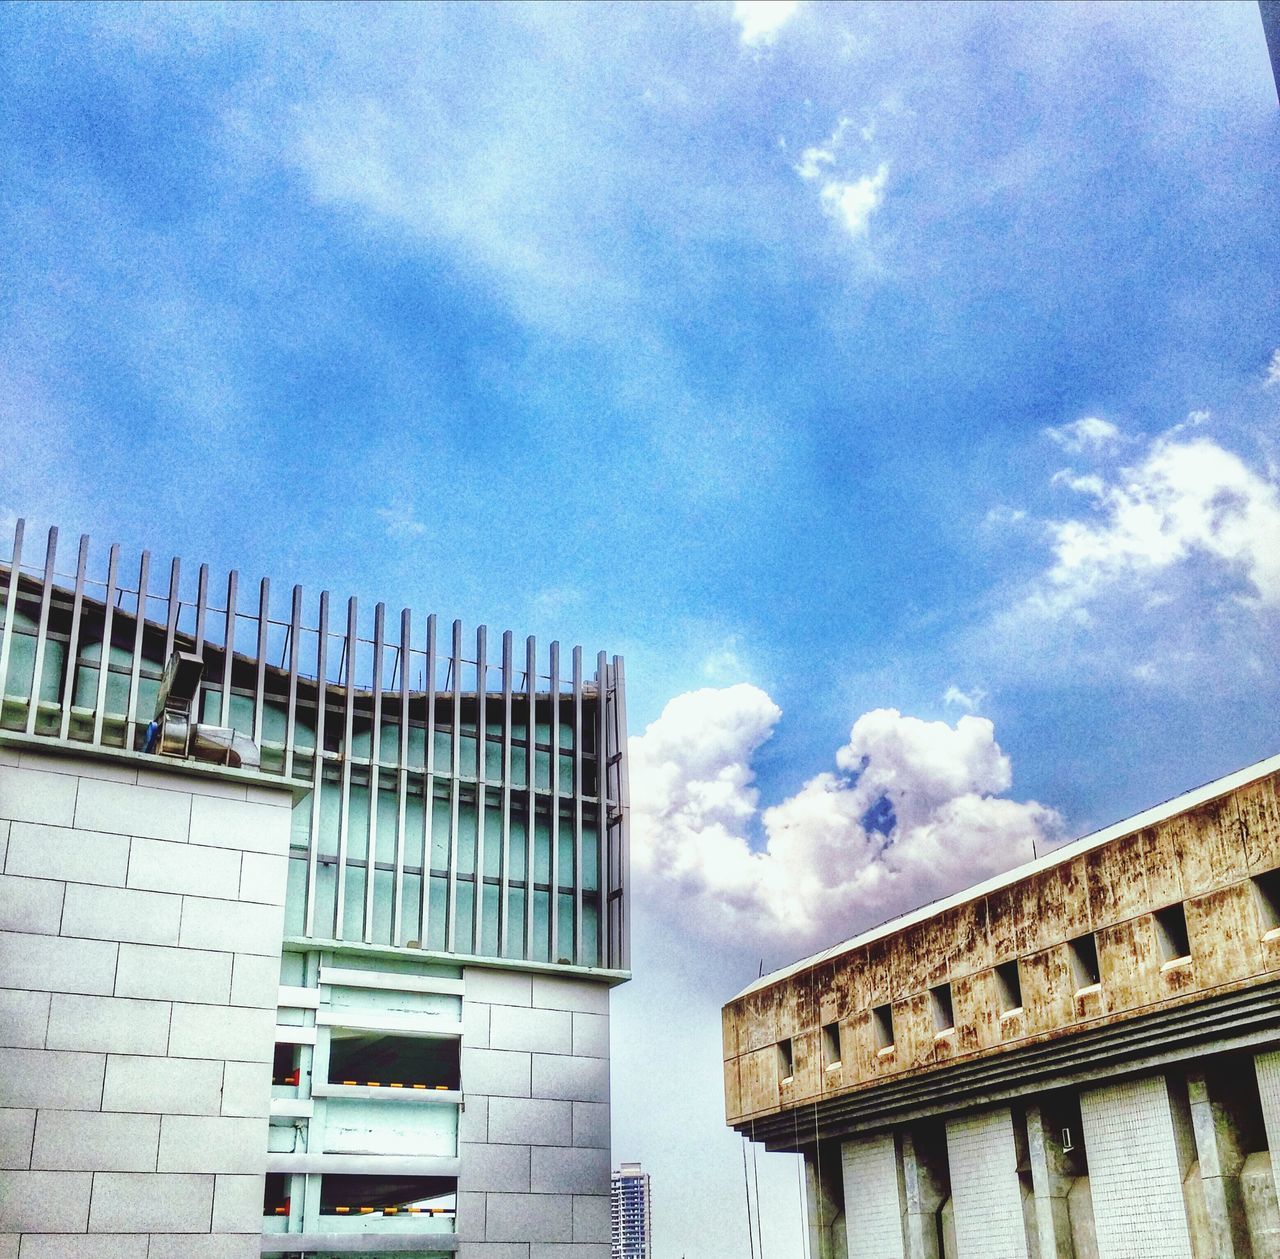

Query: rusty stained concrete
<box><xmin>723</xmin><ymin>768</ymin><xmax>1280</xmax><ymax>1126</ymax></box>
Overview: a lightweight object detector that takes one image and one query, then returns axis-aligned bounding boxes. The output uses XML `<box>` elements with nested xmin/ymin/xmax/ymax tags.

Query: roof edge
<box><xmin>730</xmin><ymin>748</ymin><xmax>1280</xmax><ymax>1003</ymax></box>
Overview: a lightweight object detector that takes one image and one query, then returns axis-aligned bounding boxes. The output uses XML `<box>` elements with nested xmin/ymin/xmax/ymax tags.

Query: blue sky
<box><xmin>3</xmin><ymin>2</ymin><xmax>1279</xmax><ymax>1253</ymax></box>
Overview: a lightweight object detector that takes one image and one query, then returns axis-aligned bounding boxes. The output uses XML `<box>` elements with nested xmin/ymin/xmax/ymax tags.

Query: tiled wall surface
<box><xmin>458</xmin><ymin>966</ymin><xmax>611</xmax><ymax>1258</ymax></box>
<box><xmin>1255</xmin><ymin>1049</ymin><xmax>1280</xmax><ymax>1198</ymax></box>
<box><xmin>840</xmin><ymin>1133</ymin><xmax>903</xmax><ymax>1259</ymax></box>
<box><xmin>945</xmin><ymin>1107</ymin><xmax>1029</xmax><ymax>1259</ymax></box>
<box><xmin>1078</xmin><ymin>1075</ymin><xmax>1194</xmax><ymax>1259</ymax></box>
<box><xmin>0</xmin><ymin>746</ymin><xmax>291</xmax><ymax>1259</ymax></box>
<box><xmin>725</xmin><ymin>768</ymin><xmax>1280</xmax><ymax>1123</ymax></box>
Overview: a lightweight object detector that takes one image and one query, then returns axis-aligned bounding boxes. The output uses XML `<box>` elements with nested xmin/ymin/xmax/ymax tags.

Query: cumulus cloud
<box><xmin>731</xmin><ymin>0</ymin><xmax>799</xmax><ymax>46</ymax></box>
<box><xmin>629</xmin><ymin>687</ymin><xmax>1059</xmax><ymax>949</ymax></box>
<box><xmin>1044</xmin><ymin>416</ymin><xmax>1121</xmax><ymax>454</ymax></box>
<box><xmin>1046</xmin><ymin>434</ymin><xmax>1280</xmax><ymax>608</ymax></box>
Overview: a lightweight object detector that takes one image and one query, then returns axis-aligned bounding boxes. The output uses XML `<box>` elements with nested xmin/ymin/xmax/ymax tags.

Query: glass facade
<box><xmin>0</xmin><ymin>520</ymin><xmax>630</xmax><ymax>971</ymax></box>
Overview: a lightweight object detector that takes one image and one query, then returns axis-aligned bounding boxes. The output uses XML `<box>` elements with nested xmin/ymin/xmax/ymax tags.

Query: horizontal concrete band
<box><xmin>315</xmin><ymin>1010</ymin><xmax>463</xmax><ymax>1037</ymax></box>
<box><xmin>309</xmin><ymin>1083</ymin><xmax>463</xmax><ymax>1105</ymax></box>
<box><xmin>741</xmin><ymin>977</ymin><xmax>1280</xmax><ymax>1151</ymax></box>
<box><xmin>261</xmin><ymin>1234</ymin><xmax>458</xmax><ymax>1254</ymax></box>
<box><xmin>318</xmin><ymin>967</ymin><xmax>466</xmax><ymax>997</ymax></box>
<box><xmin>265</xmin><ymin>1153</ymin><xmax>461</xmax><ymax>1176</ymax></box>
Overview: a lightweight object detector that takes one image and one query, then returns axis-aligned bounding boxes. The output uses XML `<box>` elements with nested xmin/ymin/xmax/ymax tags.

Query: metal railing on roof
<box><xmin>0</xmin><ymin>519</ymin><xmax>630</xmax><ymax>972</ymax></box>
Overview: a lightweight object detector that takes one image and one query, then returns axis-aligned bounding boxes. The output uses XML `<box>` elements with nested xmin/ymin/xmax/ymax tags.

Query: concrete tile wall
<box><xmin>1254</xmin><ymin>1050</ymin><xmax>1280</xmax><ymax>1196</ymax></box>
<box><xmin>458</xmin><ymin>966</ymin><xmax>612</xmax><ymax>1259</ymax></box>
<box><xmin>0</xmin><ymin>749</ymin><xmax>291</xmax><ymax>1259</ymax></box>
<box><xmin>1078</xmin><ymin>1075</ymin><xmax>1195</xmax><ymax>1259</ymax></box>
<box><xmin>944</xmin><ymin>1107</ymin><xmax>1029</xmax><ymax>1259</ymax></box>
<box><xmin>841</xmin><ymin>1133</ymin><xmax>904</xmax><ymax>1259</ymax></box>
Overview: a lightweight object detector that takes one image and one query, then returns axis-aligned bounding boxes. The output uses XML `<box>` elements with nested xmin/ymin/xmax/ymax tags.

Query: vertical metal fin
<box><xmin>252</xmin><ymin>578</ymin><xmax>270</xmax><ymax>747</ymax></box>
<box><xmin>0</xmin><ymin>518</ymin><xmax>25</xmax><ymax>711</ymax></box>
<box><xmin>334</xmin><ymin>597</ymin><xmax>357</xmax><ymax>940</ymax></box>
<box><xmin>572</xmin><ymin>645</ymin><xmax>584</xmax><ymax>966</ymax></box>
<box><xmin>125</xmin><ymin>551</ymin><xmax>151</xmax><ymax>750</ymax></box>
<box><xmin>365</xmin><ymin>602</ymin><xmax>385</xmax><ymax>944</ymax></box>
<box><xmin>304</xmin><ymin>590</ymin><xmax>330</xmax><ymax>939</ymax></box>
<box><xmin>58</xmin><ymin>535</ymin><xmax>90</xmax><ymax>742</ymax></box>
<box><xmin>499</xmin><ymin>629</ymin><xmax>514</xmax><ymax>958</ymax></box>
<box><xmin>446</xmin><ymin>619</ymin><xmax>462</xmax><ymax>953</ymax></box>
<box><xmin>91</xmin><ymin>544</ymin><xmax>120</xmax><ymax>746</ymax></box>
<box><xmin>392</xmin><ymin>607</ymin><xmax>411</xmax><ymax>946</ymax></box>
<box><xmin>24</xmin><ymin>527</ymin><xmax>58</xmax><ymax>736</ymax></box>
<box><xmin>219</xmin><ymin>570</ymin><xmax>238</xmax><ymax>728</ymax></box>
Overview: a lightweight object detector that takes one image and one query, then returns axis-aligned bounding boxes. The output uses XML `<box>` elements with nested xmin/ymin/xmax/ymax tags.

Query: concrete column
<box><xmin>1026</xmin><ymin>1104</ymin><xmax>1072</xmax><ymax>1259</ymax></box>
<box><xmin>1078</xmin><ymin>1075</ymin><xmax>1194</xmax><ymax>1259</ymax></box>
<box><xmin>902</xmin><ymin>1127</ymin><xmax>948</xmax><ymax>1259</ymax></box>
<box><xmin>1187</xmin><ymin>1071</ymin><xmax>1248</xmax><ymax>1259</ymax></box>
<box><xmin>805</xmin><ymin>1142</ymin><xmax>845</xmax><ymax>1259</ymax></box>
<box><xmin>944</xmin><ymin>1107</ymin><xmax>1029</xmax><ymax>1259</ymax></box>
<box><xmin>1256</xmin><ymin>1049</ymin><xmax>1280</xmax><ymax>1197</ymax></box>
<box><xmin>842</xmin><ymin>1133</ymin><xmax>905</xmax><ymax>1259</ymax></box>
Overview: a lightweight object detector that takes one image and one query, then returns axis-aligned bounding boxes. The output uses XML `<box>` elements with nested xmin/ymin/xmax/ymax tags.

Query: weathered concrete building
<box><xmin>723</xmin><ymin>753</ymin><xmax>1280</xmax><ymax>1258</ymax></box>
<box><xmin>0</xmin><ymin>520</ymin><xmax>631</xmax><ymax>1259</ymax></box>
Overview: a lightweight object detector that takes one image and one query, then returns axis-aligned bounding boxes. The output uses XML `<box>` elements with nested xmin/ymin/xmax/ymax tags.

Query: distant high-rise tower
<box><xmin>611</xmin><ymin>1162</ymin><xmax>652</xmax><ymax>1259</ymax></box>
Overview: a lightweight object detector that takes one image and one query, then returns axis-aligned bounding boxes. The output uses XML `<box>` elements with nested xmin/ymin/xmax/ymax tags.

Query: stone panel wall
<box><xmin>457</xmin><ymin>967</ymin><xmax>611</xmax><ymax>1258</ymax></box>
<box><xmin>0</xmin><ymin>745</ymin><xmax>291</xmax><ymax>1259</ymax></box>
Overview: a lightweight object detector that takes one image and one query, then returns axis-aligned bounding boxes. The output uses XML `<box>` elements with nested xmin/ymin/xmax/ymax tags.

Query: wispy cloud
<box><xmin>1265</xmin><ymin>349</ymin><xmax>1280</xmax><ymax>388</ymax></box>
<box><xmin>731</xmin><ymin>0</ymin><xmax>799</xmax><ymax>47</ymax></box>
<box><xmin>376</xmin><ymin>498</ymin><xmax>429</xmax><ymax>541</ymax></box>
<box><xmin>630</xmin><ymin>686</ymin><xmax>1059</xmax><ymax>948</ymax></box>
<box><xmin>943</xmin><ymin>684</ymin><xmax>986</xmax><ymax>712</ymax></box>
<box><xmin>819</xmin><ymin>164</ymin><xmax>889</xmax><ymax>237</ymax></box>
<box><xmin>795</xmin><ymin>114</ymin><xmax>889</xmax><ymax>240</ymax></box>
<box><xmin>1044</xmin><ymin>416</ymin><xmax>1121</xmax><ymax>454</ymax></box>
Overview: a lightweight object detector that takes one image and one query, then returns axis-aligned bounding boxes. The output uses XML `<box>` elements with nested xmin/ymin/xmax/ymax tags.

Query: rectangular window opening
<box><xmin>777</xmin><ymin>1037</ymin><xmax>794</xmax><ymax>1081</ymax></box>
<box><xmin>1154</xmin><ymin>902</ymin><xmax>1191</xmax><ymax>965</ymax></box>
<box><xmin>328</xmin><ymin>1030</ymin><xmax>460</xmax><ymax>1091</ymax></box>
<box><xmin>873</xmin><ymin>1003</ymin><xmax>895</xmax><ymax>1052</ymax></box>
<box><xmin>264</xmin><ymin>1173</ymin><xmax>291</xmax><ymax>1217</ymax></box>
<box><xmin>319</xmin><ymin>1173</ymin><xmax>457</xmax><ymax>1218</ymax></box>
<box><xmin>822</xmin><ymin>1021</ymin><xmax>841</xmax><ymax>1069</ymax></box>
<box><xmin>273</xmin><ymin>1043</ymin><xmax>301</xmax><ymax>1088</ymax></box>
<box><xmin>1068</xmin><ymin>933</ymin><xmax>1100</xmax><ymax>991</ymax></box>
<box><xmin>929</xmin><ymin>983</ymin><xmax>954</xmax><ymax>1035</ymax></box>
<box><xmin>1253</xmin><ymin>868</ymin><xmax>1280</xmax><ymax>936</ymax></box>
<box><xmin>995</xmin><ymin>960</ymin><xmax>1023</xmax><ymax>1014</ymax></box>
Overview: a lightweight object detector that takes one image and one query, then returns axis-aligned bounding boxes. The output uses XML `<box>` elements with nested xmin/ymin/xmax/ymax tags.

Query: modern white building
<box><xmin>0</xmin><ymin>519</ymin><xmax>631</xmax><ymax>1259</ymax></box>
<box><xmin>609</xmin><ymin>1163</ymin><xmax>650</xmax><ymax>1259</ymax></box>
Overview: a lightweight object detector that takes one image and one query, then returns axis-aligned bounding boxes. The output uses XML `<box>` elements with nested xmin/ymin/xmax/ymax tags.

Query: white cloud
<box><xmin>1265</xmin><ymin>349</ymin><xmax>1280</xmax><ymax>388</ymax></box>
<box><xmin>731</xmin><ymin>0</ymin><xmax>799</xmax><ymax>46</ymax></box>
<box><xmin>1046</xmin><ymin>435</ymin><xmax>1280</xmax><ymax>608</ymax></box>
<box><xmin>630</xmin><ymin>687</ymin><xmax>1059</xmax><ymax>949</ymax></box>
<box><xmin>794</xmin><ymin>117</ymin><xmax>850</xmax><ymax>181</ymax></box>
<box><xmin>1044</xmin><ymin>416</ymin><xmax>1121</xmax><ymax>454</ymax></box>
<box><xmin>1050</xmin><ymin>469</ymin><xmax>1106</xmax><ymax>497</ymax></box>
<box><xmin>982</xmin><ymin>504</ymin><xmax>1029</xmax><ymax>529</ymax></box>
<box><xmin>376</xmin><ymin>498</ymin><xmax>429</xmax><ymax>540</ymax></box>
<box><xmin>819</xmin><ymin>164</ymin><xmax>889</xmax><ymax>237</ymax></box>
<box><xmin>943</xmin><ymin>684</ymin><xmax>986</xmax><ymax>712</ymax></box>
